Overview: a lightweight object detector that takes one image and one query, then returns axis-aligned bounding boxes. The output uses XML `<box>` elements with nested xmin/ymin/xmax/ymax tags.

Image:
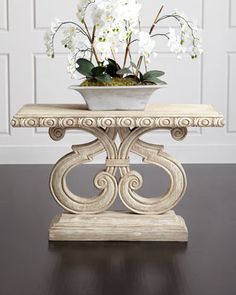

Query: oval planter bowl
<box><xmin>69</xmin><ymin>85</ymin><xmax>164</xmax><ymax>111</ymax></box>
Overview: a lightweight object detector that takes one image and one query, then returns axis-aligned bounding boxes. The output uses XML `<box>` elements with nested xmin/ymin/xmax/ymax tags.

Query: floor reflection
<box><xmin>48</xmin><ymin>242</ymin><xmax>187</xmax><ymax>295</ymax></box>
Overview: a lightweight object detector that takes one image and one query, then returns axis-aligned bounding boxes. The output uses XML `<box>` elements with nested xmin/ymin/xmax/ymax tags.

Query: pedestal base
<box><xmin>49</xmin><ymin>211</ymin><xmax>188</xmax><ymax>242</ymax></box>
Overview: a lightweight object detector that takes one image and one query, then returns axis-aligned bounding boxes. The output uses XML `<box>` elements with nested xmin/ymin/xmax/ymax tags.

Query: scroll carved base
<box><xmin>48</xmin><ymin>126</ymin><xmax>188</xmax><ymax>242</ymax></box>
<box><xmin>49</xmin><ymin>211</ymin><xmax>188</xmax><ymax>242</ymax></box>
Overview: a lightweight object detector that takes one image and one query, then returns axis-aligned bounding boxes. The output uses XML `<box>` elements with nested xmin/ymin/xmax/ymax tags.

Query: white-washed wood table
<box><xmin>11</xmin><ymin>104</ymin><xmax>224</xmax><ymax>242</ymax></box>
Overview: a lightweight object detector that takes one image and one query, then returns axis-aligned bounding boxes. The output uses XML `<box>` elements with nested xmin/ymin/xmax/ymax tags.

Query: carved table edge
<box><xmin>11</xmin><ymin>116</ymin><xmax>225</xmax><ymax>128</ymax></box>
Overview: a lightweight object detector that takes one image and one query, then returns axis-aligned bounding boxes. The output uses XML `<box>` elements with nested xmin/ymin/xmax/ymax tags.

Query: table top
<box><xmin>11</xmin><ymin>104</ymin><xmax>224</xmax><ymax>128</ymax></box>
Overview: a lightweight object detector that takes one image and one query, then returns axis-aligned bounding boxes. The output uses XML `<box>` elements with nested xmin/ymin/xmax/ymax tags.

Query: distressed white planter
<box><xmin>69</xmin><ymin>85</ymin><xmax>164</xmax><ymax>111</ymax></box>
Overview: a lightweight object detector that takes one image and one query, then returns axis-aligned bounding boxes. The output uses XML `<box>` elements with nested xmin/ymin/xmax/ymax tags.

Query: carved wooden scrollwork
<box><xmin>118</xmin><ymin>127</ymin><xmax>187</xmax><ymax>215</ymax></box>
<box><xmin>171</xmin><ymin>127</ymin><xmax>188</xmax><ymax>141</ymax></box>
<box><xmin>49</xmin><ymin>127</ymin><xmax>118</xmax><ymax>214</ymax></box>
<box><xmin>49</xmin><ymin>127</ymin><xmax>66</xmax><ymax>141</ymax></box>
<box><xmin>48</xmin><ymin>126</ymin><xmax>187</xmax><ymax>215</ymax></box>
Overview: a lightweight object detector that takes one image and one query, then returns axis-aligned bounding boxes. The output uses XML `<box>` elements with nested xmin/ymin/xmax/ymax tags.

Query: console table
<box><xmin>11</xmin><ymin>104</ymin><xmax>224</xmax><ymax>242</ymax></box>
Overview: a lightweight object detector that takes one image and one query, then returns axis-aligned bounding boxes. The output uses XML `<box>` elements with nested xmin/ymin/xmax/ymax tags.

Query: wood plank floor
<box><xmin>0</xmin><ymin>164</ymin><xmax>236</xmax><ymax>295</ymax></box>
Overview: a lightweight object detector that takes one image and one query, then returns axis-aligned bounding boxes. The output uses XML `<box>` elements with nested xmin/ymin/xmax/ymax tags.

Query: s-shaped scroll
<box><xmin>118</xmin><ymin>127</ymin><xmax>187</xmax><ymax>215</ymax></box>
<box><xmin>49</xmin><ymin>127</ymin><xmax>118</xmax><ymax>214</ymax></box>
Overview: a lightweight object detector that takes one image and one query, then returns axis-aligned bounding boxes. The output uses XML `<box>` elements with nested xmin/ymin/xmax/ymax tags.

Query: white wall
<box><xmin>0</xmin><ymin>0</ymin><xmax>236</xmax><ymax>164</ymax></box>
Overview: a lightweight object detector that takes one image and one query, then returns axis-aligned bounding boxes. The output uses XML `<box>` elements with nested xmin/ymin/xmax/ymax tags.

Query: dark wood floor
<box><xmin>0</xmin><ymin>164</ymin><xmax>236</xmax><ymax>295</ymax></box>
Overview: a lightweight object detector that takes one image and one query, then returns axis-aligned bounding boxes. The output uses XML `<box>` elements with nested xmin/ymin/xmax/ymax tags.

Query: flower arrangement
<box><xmin>44</xmin><ymin>0</ymin><xmax>202</xmax><ymax>87</ymax></box>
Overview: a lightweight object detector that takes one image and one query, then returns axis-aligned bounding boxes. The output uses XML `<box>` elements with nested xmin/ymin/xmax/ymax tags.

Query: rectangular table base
<box><xmin>49</xmin><ymin>211</ymin><xmax>188</xmax><ymax>242</ymax></box>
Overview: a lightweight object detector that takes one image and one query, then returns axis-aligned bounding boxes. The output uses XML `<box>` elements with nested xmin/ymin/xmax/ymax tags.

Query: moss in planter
<box><xmin>80</xmin><ymin>77</ymin><xmax>139</xmax><ymax>87</ymax></box>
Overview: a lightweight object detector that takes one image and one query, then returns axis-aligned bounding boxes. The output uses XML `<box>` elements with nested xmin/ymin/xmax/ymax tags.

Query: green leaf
<box><xmin>108</xmin><ymin>58</ymin><xmax>120</xmax><ymax>68</ymax></box>
<box><xmin>91</xmin><ymin>66</ymin><xmax>106</xmax><ymax>76</ymax></box>
<box><xmin>106</xmin><ymin>64</ymin><xmax>119</xmax><ymax>77</ymax></box>
<box><xmin>155</xmin><ymin>78</ymin><xmax>167</xmax><ymax>85</ymax></box>
<box><xmin>76</xmin><ymin>58</ymin><xmax>94</xmax><ymax>76</ymax></box>
<box><xmin>95</xmin><ymin>73</ymin><xmax>112</xmax><ymax>82</ymax></box>
<box><xmin>143</xmin><ymin>70</ymin><xmax>165</xmax><ymax>80</ymax></box>
<box><xmin>142</xmin><ymin>77</ymin><xmax>167</xmax><ymax>85</ymax></box>
<box><xmin>116</xmin><ymin>68</ymin><xmax>132</xmax><ymax>76</ymax></box>
<box><xmin>106</xmin><ymin>59</ymin><xmax>121</xmax><ymax>77</ymax></box>
<box><xmin>139</xmin><ymin>71</ymin><xmax>144</xmax><ymax>81</ymax></box>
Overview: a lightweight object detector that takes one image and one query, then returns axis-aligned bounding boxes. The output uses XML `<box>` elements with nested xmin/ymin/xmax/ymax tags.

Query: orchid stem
<box><xmin>136</xmin><ymin>5</ymin><xmax>164</xmax><ymax>75</ymax></box>
<box><xmin>123</xmin><ymin>35</ymin><xmax>132</xmax><ymax>68</ymax></box>
<box><xmin>83</xmin><ymin>21</ymin><xmax>100</xmax><ymax>64</ymax></box>
<box><xmin>111</xmin><ymin>47</ymin><xmax>118</xmax><ymax>64</ymax></box>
